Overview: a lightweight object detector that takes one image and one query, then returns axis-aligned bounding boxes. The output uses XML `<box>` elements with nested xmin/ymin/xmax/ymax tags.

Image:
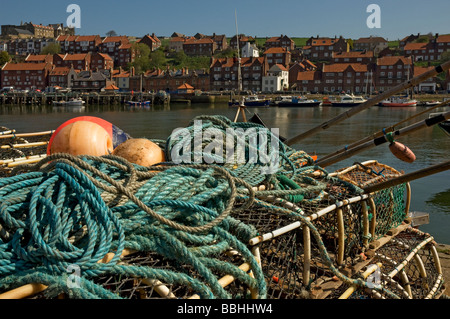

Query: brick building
<box><xmin>138</xmin><ymin>34</ymin><xmax>161</xmax><ymax>52</ymax></box>
<box><xmin>48</xmin><ymin>66</ymin><xmax>78</xmax><ymax>89</ymax></box>
<box><xmin>53</xmin><ymin>53</ymin><xmax>91</xmax><ymax>71</ymax></box>
<box><xmin>353</xmin><ymin>36</ymin><xmax>388</xmax><ymax>56</ymax></box>
<box><xmin>230</xmin><ymin>35</ymin><xmax>255</xmax><ymax>50</ymax></box>
<box><xmin>332</xmin><ymin>50</ymin><xmax>375</xmax><ymax>64</ymax></box>
<box><xmin>57</xmin><ymin>35</ymin><xmax>102</xmax><ymax>54</ymax></box>
<box><xmin>90</xmin><ymin>53</ymin><xmax>114</xmax><ymax>71</ymax></box>
<box><xmin>375</xmin><ymin>56</ymin><xmax>413</xmax><ymax>92</ymax></box>
<box><xmin>210</xmin><ymin>57</ymin><xmax>268</xmax><ymax>92</ymax></box>
<box><xmin>1</xmin><ymin>62</ymin><xmax>52</xmax><ymax>90</ymax></box>
<box><xmin>303</xmin><ymin>36</ymin><xmax>349</xmax><ymax>61</ymax></box>
<box><xmin>263</xmin><ymin>47</ymin><xmax>291</xmax><ymax>68</ymax></box>
<box><xmin>183</xmin><ymin>38</ymin><xmax>217</xmax><ymax>56</ymax></box>
<box><xmin>264</xmin><ymin>35</ymin><xmax>295</xmax><ymax>51</ymax></box>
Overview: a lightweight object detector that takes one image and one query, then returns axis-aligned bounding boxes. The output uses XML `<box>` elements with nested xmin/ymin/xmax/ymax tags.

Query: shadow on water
<box><xmin>426</xmin><ymin>189</ymin><xmax>450</xmax><ymax>214</ymax></box>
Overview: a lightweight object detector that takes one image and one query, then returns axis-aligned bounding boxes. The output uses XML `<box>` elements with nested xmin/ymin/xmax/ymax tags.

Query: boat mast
<box><xmin>235</xmin><ymin>9</ymin><xmax>242</xmax><ymax>93</ymax></box>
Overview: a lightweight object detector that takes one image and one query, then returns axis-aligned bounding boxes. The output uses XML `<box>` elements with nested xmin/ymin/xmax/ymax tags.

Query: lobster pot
<box><xmin>234</xmin><ymin>175</ymin><xmax>377</xmax><ymax>298</ymax></box>
<box><xmin>0</xmin><ymin>127</ymin><xmax>51</xmax><ymax>177</ymax></box>
<box><xmin>333</xmin><ymin>227</ymin><xmax>445</xmax><ymax>299</ymax></box>
<box><xmin>331</xmin><ymin>160</ymin><xmax>410</xmax><ymax>240</ymax></box>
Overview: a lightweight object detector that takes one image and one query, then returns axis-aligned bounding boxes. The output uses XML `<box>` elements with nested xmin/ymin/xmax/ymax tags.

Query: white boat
<box><xmin>381</xmin><ymin>97</ymin><xmax>417</xmax><ymax>107</ymax></box>
<box><xmin>331</xmin><ymin>94</ymin><xmax>367</xmax><ymax>107</ymax></box>
<box><xmin>229</xmin><ymin>95</ymin><xmax>271</xmax><ymax>107</ymax></box>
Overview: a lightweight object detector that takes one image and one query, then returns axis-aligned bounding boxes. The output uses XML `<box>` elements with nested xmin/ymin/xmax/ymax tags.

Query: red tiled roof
<box><xmin>64</xmin><ymin>53</ymin><xmax>90</xmax><ymax>60</ymax></box>
<box><xmin>263</xmin><ymin>47</ymin><xmax>288</xmax><ymax>54</ymax></box>
<box><xmin>377</xmin><ymin>56</ymin><xmax>412</xmax><ymax>65</ymax></box>
<box><xmin>105</xmin><ymin>84</ymin><xmax>119</xmax><ymax>90</ymax></box>
<box><xmin>332</xmin><ymin>51</ymin><xmax>374</xmax><ymax>58</ymax></box>
<box><xmin>354</xmin><ymin>37</ymin><xmax>387</xmax><ymax>43</ymax></box>
<box><xmin>437</xmin><ymin>34</ymin><xmax>450</xmax><ymax>43</ymax></box>
<box><xmin>178</xmin><ymin>83</ymin><xmax>194</xmax><ymax>89</ymax></box>
<box><xmin>25</xmin><ymin>54</ymin><xmax>50</xmax><ymax>61</ymax></box>
<box><xmin>50</xmin><ymin>67</ymin><xmax>71</xmax><ymax>75</ymax></box>
<box><xmin>323</xmin><ymin>63</ymin><xmax>367</xmax><ymax>73</ymax></box>
<box><xmin>2</xmin><ymin>62</ymin><xmax>50</xmax><ymax>71</ymax></box>
<box><xmin>96</xmin><ymin>53</ymin><xmax>113</xmax><ymax>60</ymax></box>
<box><xmin>404</xmin><ymin>42</ymin><xmax>428</xmax><ymax>51</ymax></box>
<box><xmin>184</xmin><ymin>38</ymin><xmax>214</xmax><ymax>44</ymax></box>
<box><xmin>75</xmin><ymin>35</ymin><xmax>101</xmax><ymax>42</ymax></box>
<box><xmin>414</xmin><ymin>66</ymin><xmax>434</xmax><ymax>77</ymax></box>
<box><xmin>102</xmin><ymin>36</ymin><xmax>129</xmax><ymax>43</ymax></box>
<box><xmin>310</xmin><ymin>38</ymin><xmax>337</xmax><ymax>46</ymax></box>
<box><xmin>56</xmin><ymin>35</ymin><xmax>77</xmax><ymax>42</ymax></box>
<box><xmin>296</xmin><ymin>71</ymin><xmax>317</xmax><ymax>81</ymax></box>
<box><xmin>273</xmin><ymin>64</ymin><xmax>288</xmax><ymax>71</ymax></box>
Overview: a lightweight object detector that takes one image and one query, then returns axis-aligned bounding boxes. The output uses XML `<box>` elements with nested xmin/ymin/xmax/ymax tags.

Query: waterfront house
<box><xmin>262</xmin><ymin>64</ymin><xmax>289</xmax><ymax>92</ymax></box>
<box><xmin>139</xmin><ymin>34</ymin><xmax>162</xmax><ymax>52</ymax></box>
<box><xmin>264</xmin><ymin>35</ymin><xmax>295</xmax><ymax>51</ymax></box>
<box><xmin>353</xmin><ymin>36</ymin><xmax>388</xmax><ymax>56</ymax></box>
<box><xmin>71</xmin><ymin>69</ymin><xmax>114</xmax><ymax>92</ymax></box>
<box><xmin>303</xmin><ymin>36</ymin><xmax>349</xmax><ymax>61</ymax></box>
<box><xmin>1</xmin><ymin>62</ymin><xmax>52</xmax><ymax>90</ymax></box>
<box><xmin>375</xmin><ymin>56</ymin><xmax>413</xmax><ymax>92</ymax></box>
<box><xmin>288</xmin><ymin>60</ymin><xmax>317</xmax><ymax>85</ymax></box>
<box><xmin>413</xmin><ymin>66</ymin><xmax>437</xmax><ymax>93</ymax></box>
<box><xmin>183</xmin><ymin>38</ymin><xmax>217</xmax><ymax>56</ymax></box>
<box><xmin>291</xmin><ymin>70</ymin><xmax>321</xmax><ymax>93</ymax></box>
<box><xmin>112</xmin><ymin>68</ymin><xmax>132</xmax><ymax>91</ymax></box>
<box><xmin>177</xmin><ymin>83</ymin><xmax>194</xmax><ymax>94</ymax></box>
<box><xmin>321</xmin><ymin>63</ymin><xmax>368</xmax><ymax>94</ymax></box>
<box><xmin>404</xmin><ymin>42</ymin><xmax>436</xmax><ymax>62</ymax></box>
<box><xmin>48</xmin><ymin>66</ymin><xmax>78</xmax><ymax>89</ymax></box>
<box><xmin>263</xmin><ymin>47</ymin><xmax>291</xmax><ymax>68</ymax></box>
<box><xmin>210</xmin><ymin>57</ymin><xmax>267</xmax><ymax>92</ymax></box>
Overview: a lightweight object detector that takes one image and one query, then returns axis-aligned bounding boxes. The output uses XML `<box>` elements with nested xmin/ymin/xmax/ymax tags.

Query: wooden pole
<box><xmin>285</xmin><ymin>60</ymin><xmax>450</xmax><ymax>146</ymax></box>
<box><xmin>363</xmin><ymin>160</ymin><xmax>450</xmax><ymax>194</ymax></box>
<box><xmin>316</xmin><ymin>111</ymin><xmax>450</xmax><ymax>167</ymax></box>
<box><xmin>318</xmin><ymin>100</ymin><xmax>450</xmax><ymax>163</ymax></box>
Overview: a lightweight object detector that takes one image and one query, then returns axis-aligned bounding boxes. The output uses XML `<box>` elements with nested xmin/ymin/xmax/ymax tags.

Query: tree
<box><xmin>41</xmin><ymin>43</ymin><xmax>61</xmax><ymax>55</ymax></box>
<box><xmin>149</xmin><ymin>48</ymin><xmax>167</xmax><ymax>69</ymax></box>
<box><xmin>0</xmin><ymin>51</ymin><xmax>11</xmax><ymax>67</ymax></box>
<box><xmin>106</xmin><ymin>30</ymin><xmax>118</xmax><ymax>37</ymax></box>
<box><xmin>440</xmin><ymin>51</ymin><xmax>450</xmax><ymax>63</ymax></box>
<box><xmin>128</xmin><ymin>43</ymin><xmax>151</xmax><ymax>74</ymax></box>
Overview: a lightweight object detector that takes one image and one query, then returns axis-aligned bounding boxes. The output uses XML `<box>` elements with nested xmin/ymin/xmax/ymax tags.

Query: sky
<box><xmin>0</xmin><ymin>0</ymin><xmax>449</xmax><ymax>40</ymax></box>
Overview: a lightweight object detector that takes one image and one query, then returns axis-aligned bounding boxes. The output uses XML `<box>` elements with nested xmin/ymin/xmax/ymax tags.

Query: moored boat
<box><xmin>381</xmin><ymin>97</ymin><xmax>417</xmax><ymax>107</ymax></box>
<box><xmin>276</xmin><ymin>95</ymin><xmax>321</xmax><ymax>107</ymax></box>
<box><xmin>229</xmin><ymin>95</ymin><xmax>271</xmax><ymax>107</ymax></box>
<box><xmin>331</xmin><ymin>94</ymin><xmax>367</xmax><ymax>107</ymax></box>
<box><xmin>126</xmin><ymin>100</ymin><xmax>151</xmax><ymax>106</ymax></box>
<box><xmin>52</xmin><ymin>98</ymin><xmax>85</xmax><ymax>107</ymax></box>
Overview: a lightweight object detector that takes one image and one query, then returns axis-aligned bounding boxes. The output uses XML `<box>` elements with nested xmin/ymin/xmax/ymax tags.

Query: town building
<box><xmin>374</xmin><ymin>56</ymin><xmax>413</xmax><ymax>93</ymax></box>
<box><xmin>209</xmin><ymin>57</ymin><xmax>268</xmax><ymax>92</ymax></box>
<box><xmin>168</xmin><ymin>36</ymin><xmax>191</xmax><ymax>52</ymax></box>
<box><xmin>90</xmin><ymin>53</ymin><xmax>114</xmax><ymax>71</ymax></box>
<box><xmin>321</xmin><ymin>63</ymin><xmax>369</xmax><ymax>94</ymax></box>
<box><xmin>332</xmin><ymin>50</ymin><xmax>375</xmax><ymax>64</ymax></box>
<box><xmin>262</xmin><ymin>64</ymin><xmax>289</xmax><ymax>92</ymax></box>
<box><xmin>53</xmin><ymin>53</ymin><xmax>91</xmax><ymax>71</ymax></box>
<box><xmin>230</xmin><ymin>35</ymin><xmax>255</xmax><ymax>51</ymax></box>
<box><xmin>48</xmin><ymin>66</ymin><xmax>78</xmax><ymax>89</ymax></box>
<box><xmin>291</xmin><ymin>70</ymin><xmax>321</xmax><ymax>93</ymax></box>
<box><xmin>56</xmin><ymin>35</ymin><xmax>102</xmax><ymax>54</ymax></box>
<box><xmin>24</xmin><ymin>53</ymin><xmax>54</xmax><ymax>64</ymax></box>
<box><xmin>4</xmin><ymin>38</ymin><xmax>55</xmax><ymax>56</ymax></box>
<box><xmin>264</xmin><ymin>35</ymin><xmax>295</xmax><ymax>51</ymax></box>
<box><xmin>98</xmin><ymin>36</ymin><xmax>131</xmax><ymax>67</ymax></box>
<box><xmin>413</xmin><ymin>66</ymin><xmax>437</xmax><ymax>93</ymax></box>
<box><xmin>1</xmin><ymin>62</ymin><xmax>52</xmax><ymax>90</ymax></box>
<box><xmin>1</xmin><ymin>22</ymin><xmax>70</xmax><ymax>39</ymax></box>
<box><xmin>353</xmin><ymin>36</ymin><xmax>388</xmax><ymax>56</ymax></box>
<box><xmin>183</xmin><ymin>38</ymin><xmax>217</xmax><ymax>56</ymax></box>
<box><xmin>71</xmin><ymin>69</ymin><xmax>114</xmax><ymax>92</ymax></box>
<box><xmin>288</xmin><ymin>60</ymin><xmax>317</xmax><ymax>85</ymax></box>
<box><xmin>263</xmin><ymin>47</ymin><xmax>291</xmax><ymax>68</ymax></box>
<box><xmin>241</xmin><ymin>42</ymin><xmax>259</xmax><ymax>58</ymax></box>
<box><xmin>303</xmin><ymin>36</ymin><xmax>349</xmax><ymax>61</ymax></box>
<box><xmin>138</xmin><ymin>34</ymin><xmax>162</xmax><ymax>52</ymax></box>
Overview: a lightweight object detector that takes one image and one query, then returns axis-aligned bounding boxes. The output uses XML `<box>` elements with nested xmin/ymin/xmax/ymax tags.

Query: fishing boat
<box><xmin>228</xmin><ymin>95</ymin><xmax>271</xmax><ymax>107</ymax></box>
<box><xmin>126</xmin><ymin>100</ymin><xmax>151</xmax><ymax>106</ymax></box>
<box><xmin>331</xmin><ymin>94</ymin><xmax>367</xmax><ymax>107</ymax></box>
<box><xmin>381</xmin><ymin>96</ymin><xmax>417</xmax><ymax>107</ymax></box>
<box><xmin>276</xmin><ymin>95</ymin><xmax>321</xmax><ymax>107</ymax></box>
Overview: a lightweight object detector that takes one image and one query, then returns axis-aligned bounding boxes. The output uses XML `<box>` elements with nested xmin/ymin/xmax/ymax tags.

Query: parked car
<box><xmin>0</xmin><ymin>86</ymin><xmax>14</xmax><ymax>93</ymax></box>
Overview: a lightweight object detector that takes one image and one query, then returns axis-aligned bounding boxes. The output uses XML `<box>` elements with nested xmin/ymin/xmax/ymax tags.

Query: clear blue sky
<box><xmin>1</xmin><ymin>0</ymin><xmax>449</xmax><ymax>40</ymax></box>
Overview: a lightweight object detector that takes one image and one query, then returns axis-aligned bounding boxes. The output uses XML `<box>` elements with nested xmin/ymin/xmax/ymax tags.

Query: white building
<box><xmin>262</xmin><ymin>64</ymin><xmax>289</xmax><ymax>92</ymax></box>
<box><xmin>241</xmin><ymin>42</ymin><xmax>259</xmax><ymax>58</ymax></box>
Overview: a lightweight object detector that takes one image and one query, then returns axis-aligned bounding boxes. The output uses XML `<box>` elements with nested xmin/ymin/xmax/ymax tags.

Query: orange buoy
<box><xmin>47</xmin><ymin>116</ymin><xmax>131</xmax><ymax>156</ymax></box>
<box><xmin>112</xmin><ymin>138</ymin><xmax>165</xmax><ymax>167</ymax></box>
<box><xmin>389</xmin><ymin>141</ymin><xmax>416</xmax><ymax>163</ymax></box>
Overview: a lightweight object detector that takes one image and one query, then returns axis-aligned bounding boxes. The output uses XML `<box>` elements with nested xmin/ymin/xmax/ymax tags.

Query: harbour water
<box><xmin>1</xmin><ymin>102</ymin><xmax>449</xmax><ymax>244</ymax></box>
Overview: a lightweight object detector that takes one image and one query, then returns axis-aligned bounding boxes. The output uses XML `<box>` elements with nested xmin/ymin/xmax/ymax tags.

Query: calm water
<box><xmin>1</xmin><ymin>102</ymin><xmax>449</xmax><ymax>243</ymax></box>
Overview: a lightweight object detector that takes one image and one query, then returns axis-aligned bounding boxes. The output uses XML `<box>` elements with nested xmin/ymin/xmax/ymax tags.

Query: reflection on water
<box><xmin>1</xmin><ymin>103</ymin><xmax>449</xmax><ymax>243</ymax></box>
<box><xmin>426</xmin><ymin>189</ymin><xmax>450</xmax><ymax>214</ymax></box>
